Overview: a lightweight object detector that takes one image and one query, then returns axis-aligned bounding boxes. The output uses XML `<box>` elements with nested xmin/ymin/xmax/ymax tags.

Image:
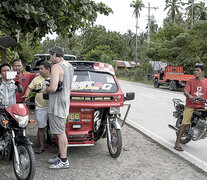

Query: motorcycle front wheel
<box><xmin>107</xmin><ymin>121</ymin><xmax>122</xmax><ymax>158</ymax></box>
<box><xmin>13</xmin><ymin>144</ymin><xmax>36</xmax><ymax>180</ymax></box>
<box><xmin>176</xmin><ymin>117</ymin><xmax>191</xmax><ymax>144</ymax></box>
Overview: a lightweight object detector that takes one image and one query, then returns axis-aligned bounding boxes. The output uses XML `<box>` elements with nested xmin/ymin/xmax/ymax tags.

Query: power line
<box><xmin>143</xmin><ymin>2</ymin><xmax>158</xmax><ymax>47</ymax></box>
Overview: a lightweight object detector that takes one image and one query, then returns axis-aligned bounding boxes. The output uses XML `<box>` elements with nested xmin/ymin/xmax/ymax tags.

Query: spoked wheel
<box><xmin>175</xmin><ymin>117</ymin><xmax>191</xmax><ymax>144</ymax></box>
<box><xmin>107</xmin><ymin>121</ymin><xmax>122</xmax><ymax>158</ymax></box>
<box><xmin>13</xmin><ymin>144</ymin><xmax>36</xmax><ymax>180</ymax></box>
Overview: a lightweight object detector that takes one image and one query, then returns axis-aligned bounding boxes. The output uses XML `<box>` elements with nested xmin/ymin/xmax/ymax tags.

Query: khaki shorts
<box><xmin>35</xmin><ymin>107</ymin><xmax>48</xmax><ymax>128</ymax></box>
<box><xmin>182</xmin><ymin>107</ymin><xmax>194</xmax><ymax>125</ymax></box>
<box><xmin>48</xmin><ymin>113</ymin><xmax>67</xmax><ymax>135</ymax></box>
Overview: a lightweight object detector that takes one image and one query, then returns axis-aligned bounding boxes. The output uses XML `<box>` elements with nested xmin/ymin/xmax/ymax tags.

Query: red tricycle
<box><xmin>47</xmin><ymin>61</ymin><xmax>134</xmax><ymax>158</ymax></box>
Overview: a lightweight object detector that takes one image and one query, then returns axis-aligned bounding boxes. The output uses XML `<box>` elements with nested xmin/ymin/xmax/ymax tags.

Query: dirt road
<box><xmin>0</xmin><ymin>112</ymin><xmax>207</xmax><ymax>180</ymax></box>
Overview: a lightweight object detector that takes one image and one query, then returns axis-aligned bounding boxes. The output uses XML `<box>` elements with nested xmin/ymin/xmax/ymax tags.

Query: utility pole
<box><xmin>135</xmin><ymin>17</ymin><xmax>138</xmax><ymax>63</ymax></box>
<box><xmin>144</xmin><ymin>2</ymin><xmax>158</xmax><ymax>48</ymax></box>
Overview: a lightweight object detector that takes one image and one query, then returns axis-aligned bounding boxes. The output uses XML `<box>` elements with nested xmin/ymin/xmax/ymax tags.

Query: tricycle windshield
<box><xmin>72</xmin><ymin>71</ymin><xmax>118</xmax><ymax>93</ymax></box>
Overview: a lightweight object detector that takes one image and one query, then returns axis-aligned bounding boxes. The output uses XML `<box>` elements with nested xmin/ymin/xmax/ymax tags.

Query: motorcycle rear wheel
<box><xmin>107</xmin><ymin>121</ymin><xmax>122</xmax><ymax>158</ymax></box>
<box><xmin>176</xmin><ymin>117</ymin><xmax>191</xmax><ymax>144</ymax></box>
<box><xmin>13</xmin><ymin>144</ymin><xmax>36</xmax><ymax>180</ymax></box>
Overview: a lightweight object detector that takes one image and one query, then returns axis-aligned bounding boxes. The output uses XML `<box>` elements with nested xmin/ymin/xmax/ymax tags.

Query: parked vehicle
<box><xmin>153</xmin><ymin>65</ymin><xmax>194</xmax><ymax>91</ymax></box>
<box><xmin>46</xmin><ymin>61</ymin><xmax>135</xmax><ymax>158</ymax></box>
<box><xmin>26</xmin><ymin>54</ymin><xmax>76</xmax><ymax>73</ymax></box>
<box><xmin>169</xmin><ymin>97</ymin><xmax>207</xmax><ymax>144</ymax></box>
<box><xmin>0</xmin><ymin>101</ymin><xmax>36</xmax><ymax>180</ymax></box>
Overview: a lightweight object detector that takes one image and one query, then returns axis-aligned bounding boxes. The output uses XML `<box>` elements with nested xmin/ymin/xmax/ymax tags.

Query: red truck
<box><xmin>153</xmin><ymin>65</ymin><xmax>194</xmax><ymax>91</ymax></box>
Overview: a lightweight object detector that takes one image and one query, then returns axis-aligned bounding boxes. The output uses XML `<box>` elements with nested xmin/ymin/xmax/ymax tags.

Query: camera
<box><xmin>42</xmin><ymin>80</ymin><xmax>63</xmax><ymax>100</ymax></box>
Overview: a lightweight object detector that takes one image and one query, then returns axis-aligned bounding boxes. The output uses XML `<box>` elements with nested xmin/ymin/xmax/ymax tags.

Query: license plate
<box><xmin>67</xmin><ymin>113</ymin><xmax>80</xmax><ymax>122</ymax></box>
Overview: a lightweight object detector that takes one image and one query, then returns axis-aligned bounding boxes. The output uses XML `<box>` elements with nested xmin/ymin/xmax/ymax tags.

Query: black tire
<box><xmin>107</xmin><ymin>121</ymin><xmax>122</xmax><ymax>158</ymax></box>
<box><xmin>169</xmin><ymin>80</ymin><xmax>178</xmax><ymax>91</ymax></box>
<box><xmin>13</xmin><ymin>144</ymin><xmax>36</xmax><ymax>180</ymax></box>
<box><xmin>153</xmin><ymin>79</ymin><xmax>160</xmax><ymax>88</ymax></box>
<box><xmin>175</xmin><ymin>117</ymin><xmax>191</xmax><ymax>144</ymax></box>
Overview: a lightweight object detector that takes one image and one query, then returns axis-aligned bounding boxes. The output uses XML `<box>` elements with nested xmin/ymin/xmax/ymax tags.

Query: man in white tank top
<box><xmin>41</xmin><ymin>46</ymin><xmax>74</xmax><ymax>169</ymax></box>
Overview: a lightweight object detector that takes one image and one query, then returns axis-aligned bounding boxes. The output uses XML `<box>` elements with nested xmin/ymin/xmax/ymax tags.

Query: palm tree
<box><xmin>130</xmin><ymin>0</ymin><xmax>144</xmax><ymax>62</ymax></box>
<box><xmin>184</xmin><ymin>0</ymin><xmax>200</xmax><ymax>27</ymax></box>
<box><xmin>164</xmin><ymin>0</ymin><xmax>182</xmax><ymax>24</ymax></box>
<box><xmin>196</xmin><ymin>2</ymin><xmax>207</xmax><ymax>21</ymax></box>
<box><xmin>124</xmin><ymin>29</ymin><xmax>135</xmax><ymax>50</ymax></box>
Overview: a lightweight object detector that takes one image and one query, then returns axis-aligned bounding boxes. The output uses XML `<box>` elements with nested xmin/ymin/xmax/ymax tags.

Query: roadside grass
<box><xmin>118</xmin><ymin>76</ymin><xmax>153</xmax><ymax>86</ymax></box>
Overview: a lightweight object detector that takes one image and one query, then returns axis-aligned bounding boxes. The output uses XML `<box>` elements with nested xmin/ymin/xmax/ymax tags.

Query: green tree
<box><xmin>0</xmin><ymin>0</ymin><xmax>112</xmax><ymax>41</ymax></box>
<box><xmin>85</xmin><ymin>45</ymin><xmax>116</xmax><ymax>63</ymax></box>
<box><xmin>196</xmin><ymin>2</ymin><xmax>207</xmax><ymax>21</ymax></box>
<box><xmin>184</xmin><ymin>0</ymin><xmax>201</xmax><ymax>27</ymax></box>
<box><xmin>130</xmin><ymin>0</ymin><xmax>144</xmax><ymax>62</ymax></box>
<box><xmin>123</xmin><ymin>30</ymin><xmax>136</xmax><ymax>61</ymax></box>
<box><xmin>164</xmin><ymin>0</ymin><xmax>182</xmax><ymax>23</ymax></box>
<box><xmin>81</xmin><ymin>26</ymin><xmax>127</xmax><ymax>60</ymax></box>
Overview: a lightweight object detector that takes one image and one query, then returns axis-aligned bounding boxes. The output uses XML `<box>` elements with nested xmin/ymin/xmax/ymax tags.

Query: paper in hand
<box><xmin>6</xmin><ymin>71</ymin><xmax>17</xmax><ymax>79</ymax></box>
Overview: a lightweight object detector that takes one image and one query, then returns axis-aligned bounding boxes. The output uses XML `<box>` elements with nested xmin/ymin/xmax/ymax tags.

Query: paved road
<box><xmin>119</xmin><ymin>80</ymin><xmax>207</xmax><ymax>172</ymax></box>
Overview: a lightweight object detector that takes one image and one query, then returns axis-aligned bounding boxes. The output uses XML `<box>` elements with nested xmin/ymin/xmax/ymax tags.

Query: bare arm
<box><xmin>46</xmin><ymin>64</ymin><xmax>63</xmax><ymax>94</ymax></box>
<box><xmin>21</xmin><ymin>87</ymin><xmax>32</xmax><ymax>99</ymax></box>
<box><xmin>184</xmin><ymin>90</ymin><xmax>195</xmax><ymax>101</ymax></box>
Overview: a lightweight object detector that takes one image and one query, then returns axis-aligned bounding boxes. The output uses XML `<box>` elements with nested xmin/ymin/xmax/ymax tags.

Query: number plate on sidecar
<box><xmin>67</xmin><ymin>113</ymin><xmax>80</xmax><ymax>122</ymax></box>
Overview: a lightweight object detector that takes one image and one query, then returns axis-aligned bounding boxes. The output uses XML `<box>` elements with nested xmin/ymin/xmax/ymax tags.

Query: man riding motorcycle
<box><xmin>174</xmin><ymin>63</ymin><xmax>207</xmax><ymax>151</ymax></box>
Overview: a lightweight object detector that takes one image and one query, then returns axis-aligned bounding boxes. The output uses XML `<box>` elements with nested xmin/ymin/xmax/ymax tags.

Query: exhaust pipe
<box><xmin>168</xmin><ymin>124</ymin><xmax>191</xmax><ymax>138</ymax></box>
<box><xmin>168</xmin><ymin>124</ymin><xmax>179</xmax><ymax>132</ymax></box>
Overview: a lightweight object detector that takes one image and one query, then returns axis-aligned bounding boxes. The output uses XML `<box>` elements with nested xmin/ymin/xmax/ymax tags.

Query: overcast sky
<box><xmin>94</xmin><ymin>0</ymin><xmax>167</xmax><ymax>34</ymax></box>
<box><xmin>94</xmin><ymin>0</ymin><xmax>206</xmax><ymax>34</ymax></box>
<box><xmin>44</xmin><ymin>0</ymin><xmax>206</xmax><ymax>40</ymax></box>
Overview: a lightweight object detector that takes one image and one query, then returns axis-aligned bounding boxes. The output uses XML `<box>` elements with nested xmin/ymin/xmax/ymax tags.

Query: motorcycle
<box><xmin>168</xmin><ymin>97</ymin><xmax>207</xmax><ymax>144</ymax></box>
<box><xmin>0</xmin><ymin>100</ymin><xmax>36</xmax><ymax>180</ymax></box>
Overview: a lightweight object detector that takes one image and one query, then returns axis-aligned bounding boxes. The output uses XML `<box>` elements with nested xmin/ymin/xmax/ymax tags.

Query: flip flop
<box><xmin>35</xmin><ymin>149</ymin><xmax>45</xmax><ymax>154</ymax></box>
<box><xmin>174</xmin><ymin>146</ymin><xmax>184</xmax><ymax>151</ymax></box>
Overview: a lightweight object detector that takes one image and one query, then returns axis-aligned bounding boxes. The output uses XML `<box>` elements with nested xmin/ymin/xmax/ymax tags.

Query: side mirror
<box><xmin>26</xmin><ymin>65</ymin><xmax>31</xmax><ymax>72</ymax></box>
<box><xmin>124</xmin><ymin>92</ymin><xmax>135</xmax><ymax>101</ymax></box>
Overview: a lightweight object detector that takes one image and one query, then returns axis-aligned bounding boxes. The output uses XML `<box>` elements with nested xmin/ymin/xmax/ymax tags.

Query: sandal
<box><xmin>35</xmin><ymin>149</ymin><xmax>45</xmax><ymax>154</ymax></box>
<box><xmin>174</xmin><ymin>146</ymin><xmax>184</xmax><ymax>151</ymax></box>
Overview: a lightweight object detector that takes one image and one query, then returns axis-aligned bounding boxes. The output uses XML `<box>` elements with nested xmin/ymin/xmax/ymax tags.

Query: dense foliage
<box><xmin>0</xmin><ymin>0</ymin><xmax>112</xmax><ymax>41</ymax></box>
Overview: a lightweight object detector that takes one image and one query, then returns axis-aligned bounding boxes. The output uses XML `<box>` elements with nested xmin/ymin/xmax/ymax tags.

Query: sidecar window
<box><xmin>72</xmin><ymin>71</ymin><xmax>118</xmax><ymax>93</ymax></box>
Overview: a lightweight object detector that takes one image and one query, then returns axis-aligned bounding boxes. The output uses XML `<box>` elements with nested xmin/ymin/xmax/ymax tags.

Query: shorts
<box><xmin>48</xmin><ymin>113</ymin><xmax>67</xmax><ymax>135</ymax></box>
<box><xmin>35</xmin><ymin>107</ymin><xmax>48</xmax><ymax>128</ymax></box>
<box><xmin>182</xmin><ymin>107</ymin><xmax>194</xmax><ymax>125</ymax></box>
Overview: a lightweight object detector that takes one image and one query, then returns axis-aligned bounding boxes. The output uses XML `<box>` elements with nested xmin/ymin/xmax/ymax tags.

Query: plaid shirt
<box><xmin>0</xmin><ymin>80</ymin><xmax>17</xmax><ymax>107</ymax></box>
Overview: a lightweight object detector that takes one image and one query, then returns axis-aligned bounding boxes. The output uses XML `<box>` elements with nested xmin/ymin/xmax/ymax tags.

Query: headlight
<box><xmin>109</xmin><ymin>107</ymin><xmax>120</xmax><ymax>115</ymax></box>
<box><xmin>14</xmin><ymin>114</ymin><xmax>29</xmax><ymax>128</ymax></box>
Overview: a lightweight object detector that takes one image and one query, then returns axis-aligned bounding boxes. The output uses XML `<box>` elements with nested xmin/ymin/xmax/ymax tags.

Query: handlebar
<box><xmin>195</xmin><ymin>97</ymin><xmax>207</xmax><ymax>102</ymax></box>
